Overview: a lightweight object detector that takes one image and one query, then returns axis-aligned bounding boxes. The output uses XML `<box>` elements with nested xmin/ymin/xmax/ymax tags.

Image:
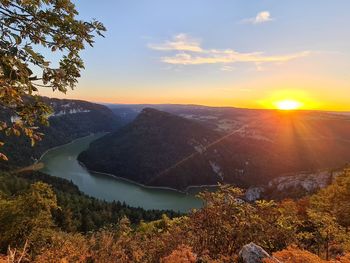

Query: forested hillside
<box><xmin>0</xmin><ymin>97</ymin><xmax>122</xmax><ymax>169</ymax></box>
<box><xmin>78</xmin><ymin>108</ymin><xmax>225</xmax><ymax>190</ymax></box>
<box><xmin>1</xmin><ymin>168</ymin><xmax>350</xmax><ymax>262</ymax></box>
<box><xmin>79</xmin><ymin>107</ymin><xmax>350</xmax><ymax>190</ymax></box>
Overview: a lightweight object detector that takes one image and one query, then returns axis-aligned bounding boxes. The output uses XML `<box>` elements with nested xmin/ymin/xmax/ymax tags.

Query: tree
<box><xmin>0</xmin><ymin>182</ymin><xmax>58</xmax><ymax>253</ymax></box>
<box><xmin>0</xmin><ymin>0</ymin><xmax>106</xmax><ymax>160</ymax></box>
<box><xmin>306</xmin><ymin>169</ymin><xmax>350</xmax><ymax>259</ymax></box>
<box><xmin>188</xmin><ymin>186</ymin><xmax>297</xmax><ymax>259</ymax></box>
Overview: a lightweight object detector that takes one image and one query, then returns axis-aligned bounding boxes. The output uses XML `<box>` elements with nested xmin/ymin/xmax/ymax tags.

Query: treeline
<box><xmin>0</xmin><ymin>171</ymin><xmax>180</xmax><ymax>237</ymax></box>
<box><xmin>1</xmin><ymin>169</ymin><xmax>350</xmax><ymax>262</ymax></box>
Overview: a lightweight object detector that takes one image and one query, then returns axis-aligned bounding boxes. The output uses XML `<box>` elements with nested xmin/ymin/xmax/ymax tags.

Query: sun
<box><xmin>275</xmin><ymin>99</ymin><xmax>302</xmax><ymax>111</ymax></box>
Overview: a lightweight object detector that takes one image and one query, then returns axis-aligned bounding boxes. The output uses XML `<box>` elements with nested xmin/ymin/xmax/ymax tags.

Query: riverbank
<box><xmin>36</xmin><ymin>132</ymin><xmax>107</xmax><ymax>163</ymax></box>
<box><xmin>39</xmin><ymin>132</ymin><xmax>218</xmax><ymax>194</ymax></box>
<box><xmin>38</xmin><ymin>134</ymin><xmax>203</xmax><ymax>212</ymax></box>
<box><xmin>38</xmin><ymin>133</ymin><xmax>219</xmax><ymax>194</ymax></box>
<box><xmin>13</xmin><ymin>134</ymin><xmax>103</xmax><ymax>174</ymax></box>
<box><xmin>79</xmin><ymin>162</ymin><xmax>219</xmax><ymax>194</ymax></box>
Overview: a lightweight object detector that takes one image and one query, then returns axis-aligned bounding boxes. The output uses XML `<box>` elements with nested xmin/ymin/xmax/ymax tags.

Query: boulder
<box><xmin>238</xmin><ymin>243</ymin><xmax>277</xmax><ymax>263</ymax></box>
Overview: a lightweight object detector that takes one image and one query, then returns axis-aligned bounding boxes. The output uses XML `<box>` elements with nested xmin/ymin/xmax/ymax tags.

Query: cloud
<box><xmin>148</xmin><ymin>33</ymin><xmax>202</xmax><ymax>52</ymax></box>
<box><xmin>220</xmin><ymin>65</ymin><xmax>235</xmax><ymax>72</ymax></box>
<box><xmin>242</xmin><ymin>11</ymin><xmax>273</xmax><ymax>24</ymax></box>
<box><xmin>159</xmin><ymin>49</ymin><xmax>310</xmax><ymax>66</ymax></box>
<box><xmin>149</xmin><ymin>33</ymin><xmax>310</xmax><ymax>69</ymax></box>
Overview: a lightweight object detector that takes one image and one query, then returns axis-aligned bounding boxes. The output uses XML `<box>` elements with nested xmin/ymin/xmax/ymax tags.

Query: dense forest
<box><xmin>1</xmin><ymin>168</ymin><xmax>350</xmax><ymax>262</ymax></box>
<box><xmin>78</xmin><ymin>108</ymin><xmax>226</xmax><ymax>190</ymax></box>
<box><xmin>0</xmin><ymin>171</ymin><xmax>179</xmax><ymax>237</ymax></box>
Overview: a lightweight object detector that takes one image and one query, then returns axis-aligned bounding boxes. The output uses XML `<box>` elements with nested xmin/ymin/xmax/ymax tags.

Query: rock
<box><xmin>268</xmin><ymin>171</ymin><xmax>333</xmax><ymax>193</ymax></box>
<box><xmin>238</xmin><ymin>243</ymin><xmax>277</xmax><ymax>263</ymax></box>
<box><xmin>263</xmin><ymin>169</ymin><xmax>344</xmax><ymax>199</ymax></box>
<box><xmin>245</xmin><ymin>187</ymin><xmax>264</xmax><ymax>202</ymax></box>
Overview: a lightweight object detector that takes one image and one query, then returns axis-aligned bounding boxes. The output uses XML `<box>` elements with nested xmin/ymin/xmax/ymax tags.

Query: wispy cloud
<box><xmin>160</xmin><ymin>50</ymin><xmax>310</xmax><ymax>65</ymax></box>
<box><xmin>148</xmin><ymin>33</ymin><xmax>202</xmax><ymax>52</ymax></box>
<box><xmin>241</xmin><ymin>11</ymin><xmax>273</xmax><ymax>24</ymax></box>
<box><xmin>220</xmin><ymin>65</ymin><xmax>235</xmax><ymax>72</ymax></box>
<box><xmin>149</xmin><ymin>33</ymin><xmax>310</xmax><ymax>68</ymax></box>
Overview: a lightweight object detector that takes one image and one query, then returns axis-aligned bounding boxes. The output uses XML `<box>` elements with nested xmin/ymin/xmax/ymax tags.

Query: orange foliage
<box><xmin>265</xmin><ymin>247</ymin><xmax>350</xmax><ymax>263</ymax></box>
<box><xmin>264</xmin><ymin>247</ymin><xmax>326</xmax><ymax>263</ymax></box>
<box><xmin>160</xmin><ymin>245</ymin><xmax>197</xmax><ymax>263</ymax></box>
<box><xmin>0</xmin><ymin>255</ymin><xmax>7</xmax><ymax>263</ymax></box>
<box><xmin>35</xmin><ymin>232</ymin><xmax>89</xmax><ymax>263</ymax></box>
<box><xmin>331</xmin><ymin>254</ymin><xmax>350</xmax><ymax>263</ymax></box>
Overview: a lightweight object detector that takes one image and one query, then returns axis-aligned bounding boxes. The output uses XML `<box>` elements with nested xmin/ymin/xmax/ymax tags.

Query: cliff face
<box><xmin>245</xmin><ymin>169</ymin><xmax>344</xmax><ymax>201</ymax></box>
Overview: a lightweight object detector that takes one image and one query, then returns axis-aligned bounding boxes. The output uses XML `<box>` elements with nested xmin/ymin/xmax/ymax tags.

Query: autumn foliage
<box><xmin>0</xmin><ymin>169</ymin><xmax>350</xmax><ymax>262</ymax></box>
<box><xmin>264</xmin><ymin>247</ymin><xmax>350</xmax><ymax>263</ymax></box>
<box><xmin>160</xmin><ymin>245</ymin><xmax>197</xmax><ymax>263</ymax></box>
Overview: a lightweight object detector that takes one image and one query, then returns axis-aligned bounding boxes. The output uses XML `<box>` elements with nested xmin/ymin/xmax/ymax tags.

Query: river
<box><xmin>40</xmin><ymin>134</ymin><xmax>203</xmax><ymax>212</ymax></box>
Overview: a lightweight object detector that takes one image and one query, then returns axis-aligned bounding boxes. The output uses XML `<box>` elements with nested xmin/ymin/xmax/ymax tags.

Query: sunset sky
<box><xmin>40</xmin><ymin>0</ymin><xmax>350</xmax><ymax>111</ymax></box>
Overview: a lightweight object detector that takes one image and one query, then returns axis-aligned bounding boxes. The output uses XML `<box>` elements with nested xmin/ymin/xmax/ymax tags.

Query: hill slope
<box><xmin>0</xmin><ymin>97</ymin><xmax>122</xmax><ymax>169</ymax></box>
<box><xmin>78</xmin><ymin>108</ymin><xmax>231</xmax><ymax>190</ymax></box>
<box><xmin>79</xmin><ymin>108</ymin><xmax>350</xmax><ymax>190</ymax></box>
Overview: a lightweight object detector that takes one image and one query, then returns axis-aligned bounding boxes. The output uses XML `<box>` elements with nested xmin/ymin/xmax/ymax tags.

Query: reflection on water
<box><xmin>40</xmin><ymin>134</ymin><xmax>203</xmax><ymax>212</ymax></box>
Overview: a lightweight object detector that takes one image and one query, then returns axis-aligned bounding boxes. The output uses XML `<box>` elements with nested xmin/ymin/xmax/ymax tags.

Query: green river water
<box><xmin>40</xmin><ymin>134</ymin><xmax>203</xmax><ymax>212</ymax></box>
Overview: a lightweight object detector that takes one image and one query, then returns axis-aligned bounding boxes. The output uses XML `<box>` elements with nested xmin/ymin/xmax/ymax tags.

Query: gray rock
<box><xmin>245</xmin><ymin>187</ymin><xmax>264</xmax><ymax>202</ymax></box>
<box><xmin>238</xmin><ymin>243</ymin><xmax>277</xmax><ymax>263</ymax></box>
<box><xmin>267</xmin><ymin>171</ymin><xmax>334</xmax><ymax>193</ymax></box>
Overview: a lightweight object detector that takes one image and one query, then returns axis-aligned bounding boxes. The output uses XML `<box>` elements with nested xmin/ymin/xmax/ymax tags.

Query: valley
<box><xmin>2</xmin><ymin>98</ymin><xmax>350</xmax><ymax>210</ymax></box>
<box><xmin>39</xmin><ymin>133</ymin><xmax>203</xmax><ymax>212</ymax></box>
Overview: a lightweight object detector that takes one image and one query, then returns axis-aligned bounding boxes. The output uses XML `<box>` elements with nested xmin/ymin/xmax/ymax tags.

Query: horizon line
<box><xmin>40</xmin><ymin>95</ymin><xmax>350</xmax><ymax>113</ymax></box>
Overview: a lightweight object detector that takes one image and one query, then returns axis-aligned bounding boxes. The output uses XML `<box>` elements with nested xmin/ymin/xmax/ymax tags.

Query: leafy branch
<box><xmin>0</xmin><ymin>0</ymin><xmax>106</xmax><ymax>160</ymax></box>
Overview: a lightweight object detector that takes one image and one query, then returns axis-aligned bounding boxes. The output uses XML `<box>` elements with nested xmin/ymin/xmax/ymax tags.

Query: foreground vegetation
<box><xmin>0</xmin><ymin>168</ymin><xmax>349</xmax><ymax>262</ymax></box>
<box><xmin>0</xmin><ymin>171</ymin><xmax>179</xmax><ymax>250</ymax></box>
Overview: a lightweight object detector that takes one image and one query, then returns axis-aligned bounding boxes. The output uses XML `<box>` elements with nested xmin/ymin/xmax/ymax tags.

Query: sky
<box><xmin>40</xmin><ymin>0</ymin><xmax>350</xmax><ymax>111</ymax></box>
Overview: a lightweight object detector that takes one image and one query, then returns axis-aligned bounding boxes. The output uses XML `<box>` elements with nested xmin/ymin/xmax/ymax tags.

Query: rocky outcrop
<box><xmin>238</xmin><ymin>243</ymin><xmax>278</xmax><ymax>263</ymax></box>
<box><xmin>245</xmin><ymin>169</ymin><xmax>344</xmax><ymax>201</ymax></box>
<box><xmin>268</xmin><ymin>171</ymin><xmax>333</xmax><ymax>192</ymax></box>
<box><xmin>265</xmin><ymin>170</ymin><xmax>345</xmax><ymax>199</ymax></box>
